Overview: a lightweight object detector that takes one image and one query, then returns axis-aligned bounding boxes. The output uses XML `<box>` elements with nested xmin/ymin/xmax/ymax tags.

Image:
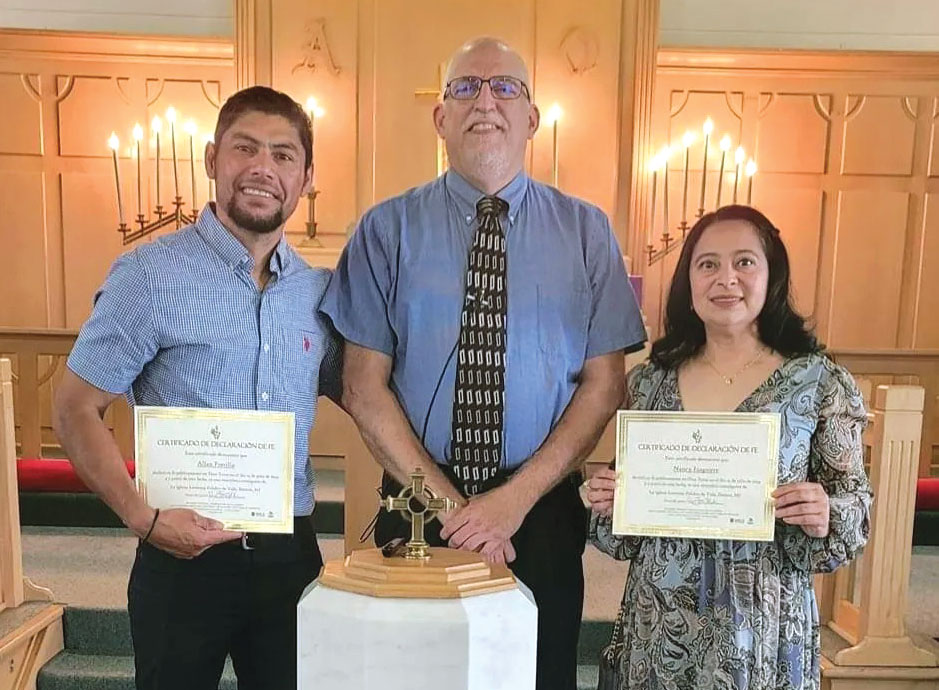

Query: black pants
<box><xmin>128</xmin><ymin>515</ymin><xmax>323</xmax><ymax>690</ymax></box>
<box><xmin>376</xmin><ymin>468</ymin><xmax>588</xmax><ymax>690</ymax></box>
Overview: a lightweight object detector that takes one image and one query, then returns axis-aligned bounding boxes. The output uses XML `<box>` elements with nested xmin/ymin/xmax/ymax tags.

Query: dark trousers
<box><xmin>376</xmin><ymin>468</ymin><xmax>588</xmax><ymax>690</ymax></box>
<box><xmin>128</xmin><ymin>515</ymin><xmax>323</xmax><ymax>690</ymax></box>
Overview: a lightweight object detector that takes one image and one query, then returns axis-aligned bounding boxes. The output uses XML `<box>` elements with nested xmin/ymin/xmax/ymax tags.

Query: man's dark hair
<box><xmin>650</xmin><ymin>204</ymin><xmax>823</xmax><ymax>370</ymax></box>
<box><xmin>214</xmin><ymin>86</ymin><xmax>313</xmax><ymax>169</ymax></box>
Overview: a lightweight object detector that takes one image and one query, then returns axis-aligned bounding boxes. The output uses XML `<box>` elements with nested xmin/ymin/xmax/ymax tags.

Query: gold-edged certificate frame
<box><xmin>135</xmin><ymin>406</ymin><xmax>295</xmax><ymax>533</ymax></box>
<box><xmin>613</xmin><ymin>410</ymin><xmax>780</xmax><ymax>542</ymax></box>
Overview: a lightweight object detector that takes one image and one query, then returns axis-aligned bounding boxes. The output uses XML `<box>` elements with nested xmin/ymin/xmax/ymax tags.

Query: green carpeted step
<box><xmin>63</xmin><ymin>608</ymin><xmax>133</xmax><ymax>657</ymax></box>
<box><xmin>18</xmin><ymin>493</ymin><xmax>345</xmax><ymax>536</ymax></box>
<box><xmin>38</xmin><ymin>651</ymin><xmax>595</xmax><ymax>690</ymax></box>
<box><xmin>37</xmin><ymin>653</ymin><xmax>236</xmax><ymax>690</ymax></box>
<box><xmin>62</xmin><ymin>604</ymin><xmax>614</xmax><ymax>663</ymax></box>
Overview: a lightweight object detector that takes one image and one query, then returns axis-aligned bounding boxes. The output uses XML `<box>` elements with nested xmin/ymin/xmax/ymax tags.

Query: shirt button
<box><xmin>263</xmin><ymin>343</ymin><xmax>270</xmax><ymax>352</ymax></box>
<box><xmin>466</xmin><ymin>215</ymin><xmax>472</xmax><ymax>222</ymax></box>
<box><xmin>261</xmin><ymin>392</ymin><xmax>269</xmax><ymax>401</ymax></box>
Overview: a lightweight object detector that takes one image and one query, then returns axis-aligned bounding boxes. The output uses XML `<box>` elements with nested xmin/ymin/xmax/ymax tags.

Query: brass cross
<box><xmin>383</xmin><ymin>468</ymin><xmax>455</xmax><ymax>560</ymax></box>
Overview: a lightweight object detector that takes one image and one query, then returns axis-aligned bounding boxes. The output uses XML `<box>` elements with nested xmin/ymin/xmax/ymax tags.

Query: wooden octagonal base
<box><xmin>318</xmin><ymin>547</ymin><xmax>517</xmax><ymax>598</ymax></box>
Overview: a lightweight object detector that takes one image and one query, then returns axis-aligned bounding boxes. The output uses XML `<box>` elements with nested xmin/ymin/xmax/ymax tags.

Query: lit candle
<box><xmin>745</xmin><ymin>159</ymin><xmax>758</xmax><ymax>205</ymax></box>
<box><xmin>716</xmin><ymin>135</ymin><xmax>731</xmax><ymax>208</ymax></box>
<box><xmin>661</xmin><ymin>146</ymin><xmax>672</xmax><ymax>238</ymax></box>
<box><xmin>108</xmin><ymin>133</ymin><xmax>125</xmax><ymax>227</ymax></box>
<box><xmin>203</xmin><ymin>133</ymin><xmax>214</xmax><ymax>203</ymax></box>
<box><xmin>132</xmin><ymin>123</ymin><xmax>143</xmax><ymax>219</ymax></box>
<box><xmin>733</xmin><ymin>146</ymin><xmax>745</xmax><ymax>204</ymax></box>
<box><xmin>681</xmin><ymin>130</ymin><xmax>695</xmax><ymax>225</ymax></box>
<box><xmin>184</xmin><ymin>120</ymin><xmax>197</xmax><ymax>213</ymax></box>
<box><xmin>698</xmin><ymin>118</ymin><xmax>713</xmax><ymax>216</ymax></box>
<box><xmin>151</xmin><ymin>116</ymin><xmax>162</xmax><ymax>206</ymax></box>
<box><xmin>166</xmin><ymin>107</ymin><xmax>179</xmax><ymax>200</ymax></box>
<box><xmin>305</xmin><ymin>97</ymin><xmax>324</xmax><ymax>188</ymax></box>
<box><xmin>545</xmin><ymin>103</ymin><xmax>563</xmax><ymax>188</ymax></box>
<box><xmin>648</xmin><ymin>153</ymin><xmax>662</xmax><ymax>246</ymax></box>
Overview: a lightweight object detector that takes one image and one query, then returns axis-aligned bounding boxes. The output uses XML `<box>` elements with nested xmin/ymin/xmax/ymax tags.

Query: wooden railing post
<box><xmin>0</xmin><ymin>358</ymin><xmax>25</xmax><ymax>611</ymax></box>
<box><xmin>831</xmin><ymin>384</ymin><xmax>938</xmax><ymax>667</ymax></box>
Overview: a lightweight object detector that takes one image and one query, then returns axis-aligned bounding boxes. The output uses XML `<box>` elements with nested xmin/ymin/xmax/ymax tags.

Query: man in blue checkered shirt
<box><xmin>53</xmin><ymin>86</ymin><xmax>340</xmax><ymax>690</ymax></box>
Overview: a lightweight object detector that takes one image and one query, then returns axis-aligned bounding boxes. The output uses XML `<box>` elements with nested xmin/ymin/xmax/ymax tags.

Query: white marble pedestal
<box><xmin>297</xmin><ymin>578</ymin><xmax>537</xmax><ymax>689</ymax></box>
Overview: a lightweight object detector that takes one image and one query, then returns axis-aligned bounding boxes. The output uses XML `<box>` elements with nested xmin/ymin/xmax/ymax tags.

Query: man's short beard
<box><xmin>225</xmin><ymin>199</ymin><xmax>284</xmax><ymax>234</ymax></box>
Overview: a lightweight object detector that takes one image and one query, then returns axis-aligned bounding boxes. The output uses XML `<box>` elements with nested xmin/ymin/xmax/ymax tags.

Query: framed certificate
<box><xmin>612</xmin><ymin>410</ymin><xmax>780</xmax><ymax>541</ymax></box>
<box><xmin>135</xmin><ymin>406</ymin><xmax>295</xmax><ymax>533</ymax></box>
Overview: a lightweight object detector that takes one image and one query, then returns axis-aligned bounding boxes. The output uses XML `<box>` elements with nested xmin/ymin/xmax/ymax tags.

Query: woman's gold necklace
<box><xmin>702</xmin><ymin>348</ymin><xmax>768</xmax><ymax>386</ymax></box>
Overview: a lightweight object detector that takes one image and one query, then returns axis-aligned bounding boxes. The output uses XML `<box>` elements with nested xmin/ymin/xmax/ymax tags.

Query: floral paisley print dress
<box><xmin>590</xmin><ymin>353</ymin><xmax>873</xmax><ymax>690</ymax></box>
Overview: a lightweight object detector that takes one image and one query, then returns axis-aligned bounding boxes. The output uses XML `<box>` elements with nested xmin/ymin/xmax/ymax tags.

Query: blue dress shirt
<box><xmin>67</xmin><ymin>204</ymin><xmax>340</xmax><ymax>516</ymax></box>
<box><xmin>320</xmin><ymin>171</ymin><xmax>645</xmax><ymax>470</ymax></box>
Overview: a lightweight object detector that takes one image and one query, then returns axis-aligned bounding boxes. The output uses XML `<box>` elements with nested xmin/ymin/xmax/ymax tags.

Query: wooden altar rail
<box><xmin>816</xmin><ymin>384</ymin><xmax>939</xmax><ymax>672</ymax></box>
<box><xmin>830</xmin><ymin>349</ymin><xmax>939</xmax><ymax>478</ymax></box>
<box><xmin>0</xmin><ymin>358</ymin><xmax>23</xmax><ymax>613</ymax></box>
<box><xmin>0</xmin><ymin>329</ymin><xmax>378</xmax><ymax>554</ymax></box>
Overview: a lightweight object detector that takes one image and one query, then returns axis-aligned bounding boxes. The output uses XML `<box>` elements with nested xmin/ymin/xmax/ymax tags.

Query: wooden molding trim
<box><xmin>615</xmin><ymin>0</ymin><xmax>660</xmax><ymax>264</ymax></box>
<box><xmin>234</xmin><ymin>0</ymin><xmax>272</xmax><ymax>88</ymax></box>
<box><xmin>657</xmin><ymin>48</ymin><xmax>939</xmax><ymax>79</ymax></box>
<box><xmin>0</xmin><ymin>28</ymin><xmax>233</xmax><ymax>66</ymax></box>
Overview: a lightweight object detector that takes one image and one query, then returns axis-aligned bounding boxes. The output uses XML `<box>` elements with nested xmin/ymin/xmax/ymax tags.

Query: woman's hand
<box><xmin>585</xmin><ymin>467</ymin><xmax>617</xmax><ymax>517</ymax></box>
<box><xmin>773</xmin><ymin>482</ymin><xmax>830</xmax><ymax>538</ymax></box>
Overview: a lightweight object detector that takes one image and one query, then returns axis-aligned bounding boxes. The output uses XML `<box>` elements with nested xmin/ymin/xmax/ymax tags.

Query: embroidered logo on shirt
<box><xmin>303</xmin><ymin>335</ymin><xmax>311</xmax><ymax>353</ymax></box>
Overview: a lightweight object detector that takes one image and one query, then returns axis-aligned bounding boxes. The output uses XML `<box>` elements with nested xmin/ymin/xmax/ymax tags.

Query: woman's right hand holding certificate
<box><xmin>586</xmin><ymin>467</ymin><xmax>618</xmax><ymax>517</ymax></box>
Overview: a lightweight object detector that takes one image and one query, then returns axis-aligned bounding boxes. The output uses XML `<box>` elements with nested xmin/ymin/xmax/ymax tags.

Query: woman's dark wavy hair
<box><xmin>650</xmin><ymin>204</ymin><xmax>822</xmax><ymax>370</ymax></box>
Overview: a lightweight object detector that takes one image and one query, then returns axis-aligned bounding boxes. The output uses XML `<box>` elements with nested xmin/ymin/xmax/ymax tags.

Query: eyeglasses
<box><xmin>444</xmin><ymin>75</ymin><xmax>531</xmax><ymax>101</ymax></box>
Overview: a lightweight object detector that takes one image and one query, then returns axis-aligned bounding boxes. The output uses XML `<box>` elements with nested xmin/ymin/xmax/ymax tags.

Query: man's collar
<box><xmin>445</xmin><ymin>169</ymin><xmax>528</xmax><ymax>226</ymax></box>
<box><xmin>196</xmin><ymin>203</ymin><xmax>292</xmax><ymax>275</ymax></box>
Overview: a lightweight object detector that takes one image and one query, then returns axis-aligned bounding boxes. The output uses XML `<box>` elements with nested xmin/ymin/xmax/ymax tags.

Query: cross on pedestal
<box><xmin>383</xmin><ymin>468</ymin><xmax>455</xmax><ymax>560</ymax></box>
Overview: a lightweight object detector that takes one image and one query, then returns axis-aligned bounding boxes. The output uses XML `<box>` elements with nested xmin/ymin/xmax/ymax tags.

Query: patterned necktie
<box><xmin>449</xmin><ymin>195</ymin><xmax>509</xmax><ymax>496</ymax></box>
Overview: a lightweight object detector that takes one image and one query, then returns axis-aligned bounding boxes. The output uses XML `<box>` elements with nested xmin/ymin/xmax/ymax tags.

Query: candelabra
<box><xmin>120</xmin><ymin>198</ymin><xmax>196</xmax><ymax>245</ymax></box>
<box><xmin>645</xmin><ymin>118</ymin><xmax>757</xmax><ymax>266</ymax></box>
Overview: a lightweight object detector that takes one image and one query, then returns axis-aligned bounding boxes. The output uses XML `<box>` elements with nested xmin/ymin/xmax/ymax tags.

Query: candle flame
<box><xmin>745</xmin><ymin>159</ymin><xmax>758</xmax><ymax>177</ymax></box>
<box><xmin>719</xmin><ymin>135</ymin><xmax>732</xmax><ymax>152</ymax></box>
<box><xmin>682</xmin><ymin>130</ymin><xmax>695</xmax><ymax>148</ymax></box>
<box><xmin>184</xmin><ymin>120</ymin><xmax>197</xmax><ymax>137</ymax></box>
<box><xmin>734</xmin><ymin>146</ymin><xmax>746</xmax><ymax>165</ymax></box>
<box><xmin>132</xmin><ymin>124</ymin><xmax>144</xmax><ymax>141</ymax></box>
<box><xmin>305</xmin><ymin>97</ymin><xmax>325</xmax><ymax>119</ymax></box>
<box><xmin>703</xmin><ymin>118</ymin><xmax>714</xmax><ymax>135</ymax></box>
<box><xmin>107</xmin><ymin>133</ymin><xmax>120</xmax><ymax>151</ymax></box>
<box><xmin>659</xmin><ymin>145</ymin><xmax>673</xmax><ymax>161</ymax></box>
<box><xmin>151</xmin><ymin>116</ymin><xmax>162</xmax><ymax>133</ymax></box>
<box><xmin>166</xmin><ymin>107</ymin><xmax>177</xmax><ymax>124</ymax></box>
<box><xmin>649</xmin><ymin>154</ymin><xmax>664</xmax><ymax>172</ymax></box>
<box><xmin>545</xmin><ymin>103</ymin><xmax>564</xmax><ymax>125</ymax></box>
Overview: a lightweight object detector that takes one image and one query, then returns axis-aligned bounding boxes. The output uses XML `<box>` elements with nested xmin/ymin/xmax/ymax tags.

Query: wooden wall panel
<box><xmin>916</xmin><ymin>194</ymin><xmax>939</xmax><ymax>348</ymax></box>
<box><xmin>842</xmin><ymin>95</ymin><xmax>917</xmax><ymax>176</ymax></box>
<box><xmin>0</xmin><ymin>172</ymin><xmax>47</xmax><ymax>328</ymax></box>
<box><xmin>645</xmin><ymin>50</ymin><xmax>939</xmax><ymax>352</ymax></box>
<box><xmin>753</xmin><ymin>188</ymin><xmax>823</xmax><ymax>317</ymax></box>
<box><xmin>57</xmin><ymin>76</ymin><xmax>135</xmax><ymax>158</ymax></box>
<box><xmin>829</xmin><ymin>191</ymin><xmax>908</xmax><ymax>348</ymax></box>
<box><xmin>757</xmin><ymin>94</ymin><xmax>829</xmax><ymax>174</ymax></box>
<box><xmin>0</xmin><ymin>30</ymin><xmax>234</xmax><ymax>329</ymax></box>
<box><xmin>0</xmin><ymin>73</ymin><xmax>42</xmax><ymax>155</ymax></box>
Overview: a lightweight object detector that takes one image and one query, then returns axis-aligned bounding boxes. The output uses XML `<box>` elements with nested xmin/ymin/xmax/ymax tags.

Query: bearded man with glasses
<box><xmin>321</xmin><ymin>37</ymin><xmax>646</xmax><ymax>689</ymax></box>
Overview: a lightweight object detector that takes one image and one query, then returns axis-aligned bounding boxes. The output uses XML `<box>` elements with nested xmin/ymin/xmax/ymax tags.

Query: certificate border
<box><xmin>135</xmin><ymin>406</ymin><xmax>295</xmax><ymax>533</ymax></box>
<box><xmin>613</xmin><ymin>410</ymin><xmax>780</xmax><ymax>542</ymax></box>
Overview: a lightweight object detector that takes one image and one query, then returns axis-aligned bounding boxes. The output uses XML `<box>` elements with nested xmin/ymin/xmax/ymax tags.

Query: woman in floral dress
<box><xmin>586</xmin><ymin>205</ymin><xmax>872</xmax><ymax>690</ymax></box>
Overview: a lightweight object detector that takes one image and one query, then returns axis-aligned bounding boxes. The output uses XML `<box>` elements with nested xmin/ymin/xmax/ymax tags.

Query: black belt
<box><xmin>238</xmin><ymin>515</ymin><xmax>314</xmax><ymax>551</ymax></box>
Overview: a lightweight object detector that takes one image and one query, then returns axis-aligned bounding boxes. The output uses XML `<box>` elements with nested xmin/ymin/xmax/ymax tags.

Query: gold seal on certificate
<box><xmin>613</xmin><ymin>411</ymin><xmax>780</xmax><ymax>541</ymax></box>
<box><xmin>134</xmin><ymin>407</ymin><xmax>295</xmax><ymax>533</ymax></box>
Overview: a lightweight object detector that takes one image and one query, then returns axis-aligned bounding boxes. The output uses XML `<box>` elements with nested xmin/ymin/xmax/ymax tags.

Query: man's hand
<box><xmin>439</xmin><ymin>485</ymin><xmax>529</xmax><ymax>555</ymax></box>
<box><xmin>145</xmin><ymin>508</ymin><xmax>242</xmax><ymax>559</ymax></box>
<box><xmin>773</xmin><ymin>482</ymin><xmax>830</xmax><ymax>538</ymax></box>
